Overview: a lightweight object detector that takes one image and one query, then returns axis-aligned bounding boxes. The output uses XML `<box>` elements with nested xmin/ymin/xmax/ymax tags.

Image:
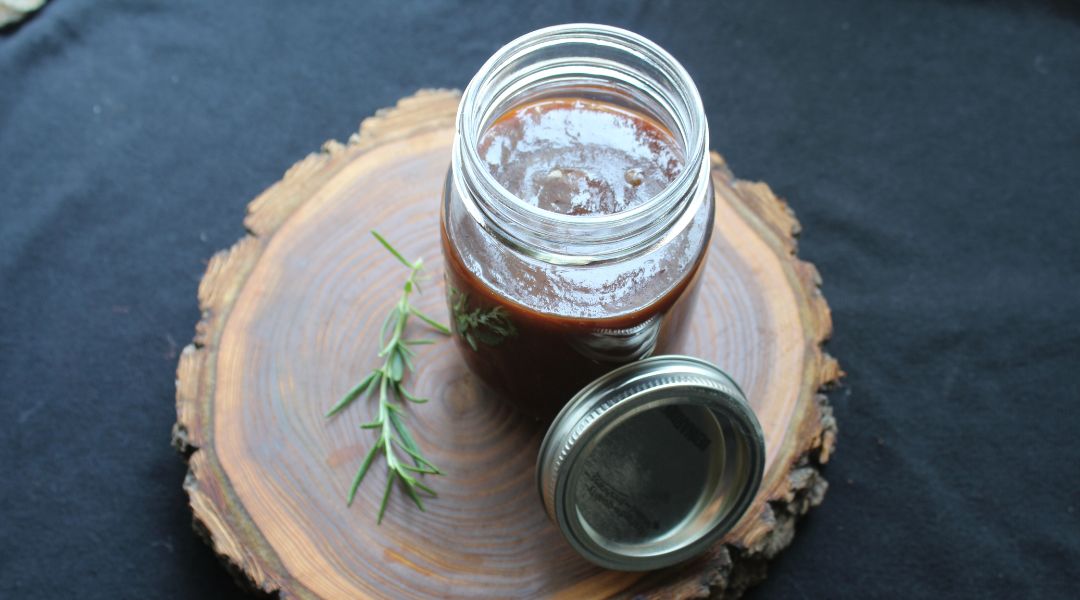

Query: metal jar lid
<box><xmin>536</xmin><ymin>355</ymin><xmax>765</xmax><ymax>571</ymax></box>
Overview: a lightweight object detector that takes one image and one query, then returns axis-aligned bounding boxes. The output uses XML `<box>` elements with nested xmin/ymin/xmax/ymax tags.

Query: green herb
<box><xmin>326</xmin><ymin>231</ymin><xmax>450</xmax><ymax>523</ymax></box>
<box><xmin>448</xmin><ymin>286</ymin><xmax>517</xmax><ymax>350</ymax></box>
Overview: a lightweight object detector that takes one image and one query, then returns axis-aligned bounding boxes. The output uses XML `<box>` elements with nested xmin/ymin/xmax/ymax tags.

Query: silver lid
<box><xmin>536</xmin><ymin>355</ymin><xmax>765</xmax><ymax>571</ymax></box>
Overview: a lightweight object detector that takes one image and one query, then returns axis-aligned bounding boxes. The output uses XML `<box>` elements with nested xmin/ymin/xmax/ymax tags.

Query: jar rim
<box><xmin>453</xmin><ymin>24</ymin><xmax>710</xmax><ymax>265</ymax></box>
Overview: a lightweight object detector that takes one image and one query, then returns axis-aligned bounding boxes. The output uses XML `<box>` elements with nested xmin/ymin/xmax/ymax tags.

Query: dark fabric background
<box><xmin>2</xmin><ymin>1</ymin><xmax>1078</xmax><ymax>598</ymax></box>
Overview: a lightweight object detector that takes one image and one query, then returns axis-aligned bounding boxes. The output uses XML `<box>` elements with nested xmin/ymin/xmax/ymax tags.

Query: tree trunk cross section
<box><xmin>172</xmin><ymin>90</ymin><xmax>841</xmax><ymax>599</ymax></box>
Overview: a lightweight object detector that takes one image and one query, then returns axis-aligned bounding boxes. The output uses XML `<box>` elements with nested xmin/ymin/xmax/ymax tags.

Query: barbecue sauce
<box><xmin>442</xmin><ymin>97</ymin><xmax>712</xmax><ymax>421</ymax></box>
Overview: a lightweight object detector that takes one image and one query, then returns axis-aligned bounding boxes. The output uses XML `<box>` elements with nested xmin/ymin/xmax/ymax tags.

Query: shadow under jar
<box><xmin>442</xmin><ymin>24</ymin><xmax>714</xmax><ymax>422</ymax></box>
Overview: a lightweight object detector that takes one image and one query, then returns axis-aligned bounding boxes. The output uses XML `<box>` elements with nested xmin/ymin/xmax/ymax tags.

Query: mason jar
<box><xmin>442</xmin><ymin>24</ymin><xmax>714</xmax><ymax>422</ymax></box>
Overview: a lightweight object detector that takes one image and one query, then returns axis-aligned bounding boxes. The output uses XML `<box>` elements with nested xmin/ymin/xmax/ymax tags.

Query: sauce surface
<box><xmin>478</xmin><ymin>98</ymin><xmax>684</xmax><ymax>215</ymax></box>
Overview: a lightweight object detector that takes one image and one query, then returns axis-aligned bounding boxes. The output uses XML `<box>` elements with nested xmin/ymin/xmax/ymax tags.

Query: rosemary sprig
<box><xmin>449</xmin><ymin>286</ymin><xmax>517</xmax><ymax>350</ymax></box>
<box><xmin>326</xmin><ymin>231</ymin><xmax>450</xmax><ymax>523</ymax></box>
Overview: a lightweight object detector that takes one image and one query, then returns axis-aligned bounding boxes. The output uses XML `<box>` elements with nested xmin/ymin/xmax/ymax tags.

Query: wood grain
<box><xmin>172</xmin><ymin>89</ymin><xmax>840</xmax><ymax>599</ymax></box>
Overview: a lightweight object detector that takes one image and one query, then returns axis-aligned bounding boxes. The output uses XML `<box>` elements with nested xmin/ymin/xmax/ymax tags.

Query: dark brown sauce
<box><xmin>443</xmin><ymin>97</ymin><xmax>712</xmax><ymax>421</ymax></box>
<box><xmin>478</xmin><ymin>98</ymin><xmax>684</xmax><ymax>215</ymax></box>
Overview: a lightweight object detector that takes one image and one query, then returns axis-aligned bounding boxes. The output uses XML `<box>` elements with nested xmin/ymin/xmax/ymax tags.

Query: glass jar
<box><xmin>442</xmin><ymin>24</ymin><xmax>713</xmax><ymax>421</ymax></box>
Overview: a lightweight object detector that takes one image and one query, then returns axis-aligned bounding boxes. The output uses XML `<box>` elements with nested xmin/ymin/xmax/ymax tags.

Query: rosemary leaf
<box><xmin>397</xmin><ymin>442</ymin><xmax>441</xmax><ymax>473</ymax></box>
<box><xmin>389</xmin><ymin>351</ymin><xmax>404</xmax><ymax>381</ymax></box>
<box><xmin>413</xmin><ymin>480</ymin><xmax>438</xmax><ymax>497</ymax></box>
<box><xmin>377</xmin><ymin>473</ymin><xmax>395</xmax><ymax>524</ymax></box>
<box><xmin>411</xmin><ymin>307</ymin><xmax>452</xmax><ymax>334</ymax></box>
<box><xmin>347</xmin><ymin>443</ymin><xmax>381</xmax><ymax>506</ymax></box>
<box><xmin>379</xmin><ymin>308</ymin><xmax>398</xmax><ymax>348</ymax></box>
<box><xmin>402</xmin><ymin>339</ymin><xmax>435</xmax><ymax>346</ymax></box>
<box><xmin>325</xmin><ymin>372</ymin><xmax>377</xmax><ymax>418</ymax></box>
<box><xmin>400</xmin><ymin>477</ymin><xmax>426</xmax><ymax>511</ymax></box>
<box><xmin>371</xmin><ymin>230</ymin><xmax>415</xmax><ymax>269</ymax></box>
<box><xmin>393</xmin><ymin>381</ymin><xmax>426</xmax><ymax>404</ymax></box>
<box><xmin>388</xmin><ymin>408</ymin><xmax>425</xmax><ymax>469</ymax></box>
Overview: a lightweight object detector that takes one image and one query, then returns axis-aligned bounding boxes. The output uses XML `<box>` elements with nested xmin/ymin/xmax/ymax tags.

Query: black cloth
<box><xmin>2</xmin><ymin>1</ymin><xmax>1078</xmax><ymax>598</ymax></box>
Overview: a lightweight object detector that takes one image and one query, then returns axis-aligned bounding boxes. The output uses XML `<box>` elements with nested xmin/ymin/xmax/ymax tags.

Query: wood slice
<box><xmin>172</xmin><ymin>90</ymin><xmax>841</xmax><ymax>599</ymax></box>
